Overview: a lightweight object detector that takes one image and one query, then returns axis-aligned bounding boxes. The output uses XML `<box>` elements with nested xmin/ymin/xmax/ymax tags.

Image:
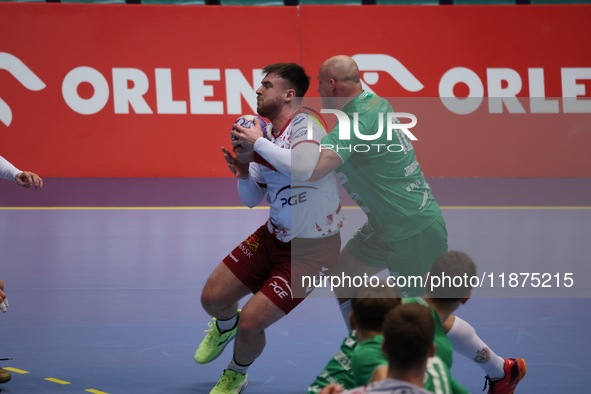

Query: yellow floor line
<box><xmin>2</xmin><ymin>367</ymin><xmax>29</xmax><ymax>374</ymax></box>
<box><xmin>85</xmin><ymin>389</ymin><xmax>110</xmax><ymax>394</ymax></box>
<box><xmin>45</xmin><ymin>377</ymin><xmax>71</xmax><ymax>384</ymax></box>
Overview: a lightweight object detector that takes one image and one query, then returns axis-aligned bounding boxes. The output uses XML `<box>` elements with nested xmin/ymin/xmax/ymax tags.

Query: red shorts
<box><xmin>223</xmin><ymin>224</ymin><xmax>341</xmax><ymax>314</ymax></box>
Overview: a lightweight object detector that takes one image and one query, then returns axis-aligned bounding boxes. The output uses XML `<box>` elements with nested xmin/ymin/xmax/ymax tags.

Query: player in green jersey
<box><xmin>310</xmin><ymin>251</ymin><xmax>526</xmax><ymax>394</ymax></box>
<box><xmin>321</xmin><ymin>303</ymin><xmax>438</xmax><ymax>394</ymax></box>
<box><xmin>425</xmin><ymin>252</ymin><xmax>526</xmax><ymax>394</ymax></box>
<box><xmin>348</xmin><ymin>286</ymin><xmax>401</xmax><ymax>386</ymax></box>
<box><xmin>310</xmin><ymin>252</ymin><xmax>471</xmax><ymax>394</ymax></box>
<box><xmin>307</xmin><ymin>332</ymin><xmax>358</xmax><ymax>394</ymax></box>
<box><xmin>312</xmin><ymin>55</ymin><xmax>447</xmax><ymax>303</ymax></box>
<box><xmin>311</xmin><ymin>56</ymin><xmax>526</xmax><ymax>394</ymax></box>
<box><xmin>308</xmin><ymin>286</ymin><xmax>400</xmax><ymax>394</ymax></box>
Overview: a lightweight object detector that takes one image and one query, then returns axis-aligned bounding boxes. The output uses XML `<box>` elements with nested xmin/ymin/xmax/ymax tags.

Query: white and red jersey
<box><xmin>239</xmin><ymin>112</ymin><xmax>343</xmax><ymax>242</ymax></box>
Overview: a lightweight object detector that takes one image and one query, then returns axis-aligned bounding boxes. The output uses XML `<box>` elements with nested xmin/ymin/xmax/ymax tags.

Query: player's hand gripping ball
<box><xmin>231</xmin><ymin>115</ymin><xmax>272</xmax><ymax>147</ymax></box>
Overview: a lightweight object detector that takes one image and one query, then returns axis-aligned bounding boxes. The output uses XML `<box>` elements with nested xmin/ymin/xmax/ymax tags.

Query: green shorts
<box><xmin>345</xmin><ymin>214</ymin><xmax>448</xmax><ymax>297</ymax></box>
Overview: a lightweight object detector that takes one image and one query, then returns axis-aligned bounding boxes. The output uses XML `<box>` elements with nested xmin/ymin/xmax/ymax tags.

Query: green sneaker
<box><xmin>210</xmin><ymin>369</ymin><xmax>248</xmax><ymax>394</ymax></box>
<box><xmin>194</xmin><ymin>311</ymin><xmax>240</xmax><ymax>364</ymax></box>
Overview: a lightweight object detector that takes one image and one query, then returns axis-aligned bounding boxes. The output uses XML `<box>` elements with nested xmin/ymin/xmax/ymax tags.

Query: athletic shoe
<box><xmin>210</xmin><ymin>369</ymin><xmax>248</xmax><ymax>394</ymax></box>
<box><xmin>484</xmin><ymin>358</ymin><xmax>527</xmax><ymax>394</ymax></box>
<box><xmin>194</xmin><ymin>311</ymin><xmax>240</xmax><ymax>364</ymax></box>
<box><xmin>0</xmin><ymin>368</ymin><xmax>11</xmax><ymax>384</ymax></box>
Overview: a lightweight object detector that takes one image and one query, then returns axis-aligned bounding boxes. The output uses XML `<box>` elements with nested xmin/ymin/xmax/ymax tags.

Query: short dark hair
<box><xmin>351</xmin><ymin>285</ymin><xmax>400</xmax><ymax>332</ymax></box>
<box><xmin>382</xmin><ymin>303</ymin><xmax>434</xmax><ymax>371</ymax></box>
<box><xmin>262</xmin><ymin>63</ymin><xmax>310</xmax><ymax>98</ymax></box>
<box><xmin>426</xmin><ymin>251</ymin><xmax>477</xmax><ymax>304</ymax></box>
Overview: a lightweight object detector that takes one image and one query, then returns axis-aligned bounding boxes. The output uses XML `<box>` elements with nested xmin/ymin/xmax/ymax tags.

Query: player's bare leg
<box><xmin>201</xmin><ymin>263</ymin><xmax>251</xmax><ymax>321</ymax></box>
<box><xmin>199</xmin><ymin>268</ymin><xmax>287</xmax><ymax>394</ymax></box>
<box><xmin>232</xmin><ymin>291</ymin><xmax>286</xmax><ymax>367</ymax></box>
<box><xmin>195</xmin><ymin>263</ymin><xmax>251</xmax><ymax>365</ymax></box>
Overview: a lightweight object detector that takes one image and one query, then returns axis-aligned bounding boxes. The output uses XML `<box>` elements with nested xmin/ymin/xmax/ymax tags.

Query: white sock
<box><xmin>227</xmin><ymin>356</ymin><xmax>251</xmax><ymax>375</ymax></box>
<box><xmin>339</xmin><ymin>299</ymin><xmax>352</xmax><ymax>332</ymax></box>
<box><xmin>216</xmin><ymin>312</ymin><xmax>238</xmax><ymax>333</ymax></box>
<box><xmin>447</xmin><ymin>316</ymin><xmax>505</xmax><ymax>379</ymax></box>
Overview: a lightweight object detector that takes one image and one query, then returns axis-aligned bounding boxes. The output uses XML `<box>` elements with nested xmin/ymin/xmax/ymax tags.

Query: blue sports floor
<box><xmin>1</xmin><ymin>178</ymin><xmax>590</xmax><ymax>393</ymax></box>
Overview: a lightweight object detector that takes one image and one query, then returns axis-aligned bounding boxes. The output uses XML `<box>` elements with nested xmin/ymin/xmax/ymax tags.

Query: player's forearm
<box><xmin>237</xmin><ymin>176</ymin><xmax>265</xmax><ymax>208</ymax></box>
<box><xmin>308</xmin><ymin>149</ymin><xmax>343</xmax><ymax>182</ymax></box>
<box><xmin>0</xmin><ymin>156</ymin><xmax>20</xmax><ymax>182</ymax></box>
<box><xmin>254</xmin><ymin>138</ymin><xmax>291</xmax><ymax>176</ymax></box>
<box><xmin>254</xmin><ymin>139</ymin><xmax>319</xmax><ymax>181</ymax></box>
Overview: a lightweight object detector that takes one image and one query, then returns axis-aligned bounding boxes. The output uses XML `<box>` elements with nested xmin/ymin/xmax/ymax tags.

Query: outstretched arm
<box><xmin>0</xmin><ymin>156</ymin><xmax>43</xmax><ymax>189</ymax></box>
<box><xmin>0</xmin><ymin>156</ymin><xmax>19</xmax><ymax>181</ymax></box>
<box><xmin>308</xmin><ymin>149</ymin><xmax>343</xmax><ymax>182</ymax></box>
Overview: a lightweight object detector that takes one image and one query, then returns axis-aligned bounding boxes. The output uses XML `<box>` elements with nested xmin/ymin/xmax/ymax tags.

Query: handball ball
<box><xmin>232</xmin><ymin>115</ymin><xmax>272</xmax><ymax>142</ymax></box>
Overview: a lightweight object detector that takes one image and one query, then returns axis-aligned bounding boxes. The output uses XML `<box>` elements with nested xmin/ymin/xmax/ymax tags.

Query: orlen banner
<box><xmin>299</xmin><ymin>5</ymin><xmax>591</xmax><ymax>178</ymax></box>
<box><xmin>1</xmin><ymin>3</ymin><xmax>590</xmax><ymax>177</ymax></box>
<box><xmin>0</xmin><ymin>3</ymin><xmax>300</xmax><ymax>177</ymax></box>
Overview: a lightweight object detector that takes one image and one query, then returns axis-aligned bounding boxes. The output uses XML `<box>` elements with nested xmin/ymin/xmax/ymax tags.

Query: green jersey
<box><xmin>351</xmin><ymin>334</ymin><xmax>387</xmax><ymax>386</ymax></box>
<box><xmin>403</xmin><ymin>298</ymin><xmax>470</xmax><ymax>394</ymax></box>
<box><xmin>307</xmin><ymin>332</ymin><xmax>357</xmax><ymax>394</ymax></box>
<box><xmin>309</xmin><ymin>306</ymin><xmax>467</xmax><ymax>393</ymax></box>
<box><xmin>321</xmin><ymin>91</ymin><xmax>441</xmax><ymax>242</ymax></box>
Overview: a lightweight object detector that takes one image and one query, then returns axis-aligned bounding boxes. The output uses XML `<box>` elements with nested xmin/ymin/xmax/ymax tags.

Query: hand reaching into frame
<box><xmin>15</xmin><ymin>171</ymin><xmax>43</xmax><ymax>190</ymax></box>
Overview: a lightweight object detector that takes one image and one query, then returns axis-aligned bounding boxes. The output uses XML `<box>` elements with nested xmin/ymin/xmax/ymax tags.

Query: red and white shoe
<box><xmin>484</xmin><ymin>358</ymin><xmax>527</xmax><ymax>394</ymax></box>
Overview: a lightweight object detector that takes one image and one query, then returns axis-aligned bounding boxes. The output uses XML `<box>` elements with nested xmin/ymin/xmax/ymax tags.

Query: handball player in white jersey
<box><xmin>194</xmin><ymin>63</ymin><xmax>343</xmax><ymax>394</ymax></box>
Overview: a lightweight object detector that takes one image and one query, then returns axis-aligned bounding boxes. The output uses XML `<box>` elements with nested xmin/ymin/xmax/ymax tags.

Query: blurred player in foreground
<box><xmin>308</xmin><ymin>285</ymin><xmax>401</xmax><ymax>392</ymax></box>
<box><xmin>194</xmin><ymin>63</ymin><xmax>343</xmax><ymax>394</ymax></box>
<box><xmin>311</xmin><ymin>251</ymin><xmax>472</xmax><ymax>394</ymax></box>
<box><xmin>322</xmin><ymin>303</ymin><xmax>439</xmax><ymax>394</ymax></box>
<box><xmin>310</xmin><ymin>251</ymin><xmax>526</xmax><ymax>394</ymax></box>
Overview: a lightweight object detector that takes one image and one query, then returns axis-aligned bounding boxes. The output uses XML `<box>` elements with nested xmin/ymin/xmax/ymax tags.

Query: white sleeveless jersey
<box><xmin>250</xmin><ymin>112</ymin><xmax>343</xmax><ymax>242</ymax></box>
